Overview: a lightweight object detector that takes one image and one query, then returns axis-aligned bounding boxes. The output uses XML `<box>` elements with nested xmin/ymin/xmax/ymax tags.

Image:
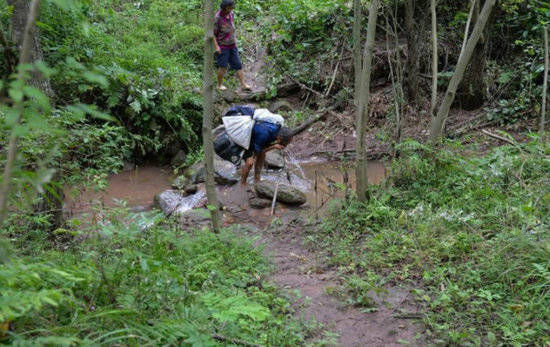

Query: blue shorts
<box><xmin>215</xmin><ymin>47</ymin><xmax>242</xmax><ymax>71</ymax></box>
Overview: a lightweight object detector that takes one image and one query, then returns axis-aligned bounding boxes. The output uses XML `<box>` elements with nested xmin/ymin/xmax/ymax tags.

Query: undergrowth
<box><xmin>312</xmin><ymin>138</ymin><xmax>549</xmax><ymax>345</ymax></box>
<box><xmin>1</xmin><ymin>210</ymin><xmax>314</xmax><ymax>345</ymax></box>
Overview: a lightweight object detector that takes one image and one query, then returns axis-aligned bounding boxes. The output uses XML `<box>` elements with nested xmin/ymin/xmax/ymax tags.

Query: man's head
<box><xmin>277</xmin><ymin>127</ymin><xmax>293</xmax><ymax>147</ymax></box>
<box><xmin>220</xmin><ymin>0</ymin><xmax>234</xmax><ymax>13</ymax></box>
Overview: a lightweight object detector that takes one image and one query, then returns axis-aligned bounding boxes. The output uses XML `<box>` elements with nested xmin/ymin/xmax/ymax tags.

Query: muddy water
<box><xmin>64</xmin><ymin>166</ymin><xmax>173</xmax><ymax>215</ymax></box>
<box><xmin>65</xmin><ymin>161</ymin><xmax>387</xmax><ymax>215</ymax></box>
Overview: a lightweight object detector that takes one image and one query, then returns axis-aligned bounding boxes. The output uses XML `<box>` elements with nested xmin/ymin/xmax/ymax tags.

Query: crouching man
<box><xmin>241</xmin><ymin>122</ymin><xmax>293</xmax><ymax>185</ymax></box>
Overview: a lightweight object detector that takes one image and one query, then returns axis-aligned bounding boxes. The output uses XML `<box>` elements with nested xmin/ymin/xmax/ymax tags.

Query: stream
<box><xmin>64</xmin><ymin>159</ymin><xmax>387</xmax><ymax>218</ymax></box>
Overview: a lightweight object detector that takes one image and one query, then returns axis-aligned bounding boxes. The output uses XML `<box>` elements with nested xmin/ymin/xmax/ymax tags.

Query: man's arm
<box><xmin>213</xmin><ymin>17</ymin><xmax>221</xmax><ymax>53</ymax></box>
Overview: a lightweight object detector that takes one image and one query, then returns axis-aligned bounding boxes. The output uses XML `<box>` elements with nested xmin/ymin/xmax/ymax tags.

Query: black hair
<box><xmin>220</xmin><ymin>0</ymin><xmax>234</xmax><ymax>10</ymax></box>
<box><xmin>277</xmin><ymin>127</ymin><xmax>293</xmax><ymax>146</ymax></box>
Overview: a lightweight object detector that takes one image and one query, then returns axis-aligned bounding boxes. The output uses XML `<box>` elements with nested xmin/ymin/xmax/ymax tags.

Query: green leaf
<box><xmin>9</xmin><ymin>88</ymin><xmax>23</xmax><ymax>103</ymax></box>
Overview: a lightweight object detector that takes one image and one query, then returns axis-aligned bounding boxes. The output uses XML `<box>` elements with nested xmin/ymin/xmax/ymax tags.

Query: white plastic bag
<box><xmin>253</xmin><ymin>109</ymin><xmax>285</xmax><ymax>126</ymax></box>
<box><xmin>222</xmin><ymin>116</ymin><xmax>255</xmax><ymax>149</ymax></box>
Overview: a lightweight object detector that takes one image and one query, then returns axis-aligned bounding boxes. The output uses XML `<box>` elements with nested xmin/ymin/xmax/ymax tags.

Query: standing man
<box><xmin>214</xmin><ymin>0</ymin><xmax>251</xmax><ymax>91</ymax></box>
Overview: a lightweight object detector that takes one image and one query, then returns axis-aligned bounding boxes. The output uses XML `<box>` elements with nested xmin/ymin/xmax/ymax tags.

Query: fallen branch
<box><xmin>481</xmin><ymin>129</ymin><xmax>517</xmax><ymax>146</ymax></box>
<box><xmin>212</xmin><ymin>334</ymin><xmax>262</xmax><ymax>347</ymax></box>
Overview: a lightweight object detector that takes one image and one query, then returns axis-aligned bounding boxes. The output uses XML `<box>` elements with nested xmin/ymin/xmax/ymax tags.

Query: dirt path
<box><xmin>231</xmin><ymin>209</ymin><xmax>425</xmax><ymax>346</ymax></box>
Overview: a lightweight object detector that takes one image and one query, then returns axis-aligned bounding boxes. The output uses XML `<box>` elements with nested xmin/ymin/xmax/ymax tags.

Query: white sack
<box><xmin>253</xmin><ymin>109</ymin><xmax>285</xmax><ymax>126</ymax></box>
<box><xmin>222</xmin><ymin>116</ymin><xmax>255</xmax><ymax>149</ymax></box>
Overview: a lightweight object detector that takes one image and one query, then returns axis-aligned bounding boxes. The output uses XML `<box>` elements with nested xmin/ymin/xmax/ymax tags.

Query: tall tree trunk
<box><xmin>355</xmin><ymin>0</ymin><xmax>379</xmax><ymax>201</ymax></box>
<box><xmin>202</xmin><ymin>0</ymin><xmax>220</xmax><ymax>232</ymax></box>
<box><xmin>6</xmin><ymin>0</ymin><xmax>54</xmax><ymax>97</ymax></box>
<box><xmin>404</xmin><ymin>0</ymin><xmax>420</xmax><ymax>106</ymax></box>
<box><xmin>0</xmin><ymin>0</ymin><xmax>41</xmax><ymax>223</ymax></box>
<box><xmin>353</xmin><ymin>0</ymin><xmax>362</xmax><ymax>106</ymax></box>
<box><xmin>430</xmin><ymin>0</ymin><xmax>438</xmax><ymax>117</ymax></box>
<box><xmin>457</xmin><ymin>0</ymin><xmax>488</xmax><ymax>110</ymax></box>
<box><xmin>429</xmin><ymin>0</ymin><xmax>495</xmax><ymax>142</ymax></box>
<box><xmin>541</xmin><ymin>26</ymin><xmax>548</xmax><ymax>139</ymax></box>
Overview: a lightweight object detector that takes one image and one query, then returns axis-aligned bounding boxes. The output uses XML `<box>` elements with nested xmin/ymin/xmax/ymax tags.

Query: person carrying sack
<box><xmin>213</xmin><ymin>106</ymin><xmax>294</xmax><ymax>185</ymax></box>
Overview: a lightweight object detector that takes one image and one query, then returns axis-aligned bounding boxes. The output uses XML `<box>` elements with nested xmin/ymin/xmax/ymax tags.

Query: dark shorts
<box><xmin>215</xmin><ymin>47</ymin><xmax>242</xmax><ymax>71</ymax></box>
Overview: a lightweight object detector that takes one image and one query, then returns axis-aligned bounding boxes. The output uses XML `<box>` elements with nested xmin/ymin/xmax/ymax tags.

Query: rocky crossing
<box><xmin>154</xmin><ymin>150</ymin><xmax>308</xmax><ymax>224</ymax></box>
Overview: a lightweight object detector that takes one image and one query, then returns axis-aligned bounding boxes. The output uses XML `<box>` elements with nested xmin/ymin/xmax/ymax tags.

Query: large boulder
<box><xmin>255</xmin><ymin>181</ymin><xmax>307</xmax><ymax>206</ymax></box>
<box><xmin>187</xmin><ymin>156</ymin><xmax>239</xmax><ymax>185</ymax></box>
<box><xmin>265</xmin><ymin>150</ymin><xmax>285</xmax><ymax>169</ymax></box>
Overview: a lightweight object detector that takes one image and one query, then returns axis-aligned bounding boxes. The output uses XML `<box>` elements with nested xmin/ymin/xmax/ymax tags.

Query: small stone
<box><xmin>172</xmin><ymin>176</ymin><xmax>189</xmax><ymax>190</ymax></box>
<box><xmin>178</xmin><ymin>208</ymin><xmax>211</xmax><ymax>225</ymax></box>
<box><xmin>249</xmin><ymin>197</ymin><xmax>272</xmax><ymax>209</ymax></box>
<box><xmin>171</xmin><ymin>150</ymin><xmax>187</xmax><ymax>168</ymax></box>
<box><xmin>265</xmin><ymin>150</ymin><xmax>285</xmax><ymax>169</ymax></box>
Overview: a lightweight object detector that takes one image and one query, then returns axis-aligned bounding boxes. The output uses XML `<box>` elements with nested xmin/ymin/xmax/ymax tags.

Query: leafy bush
<box><xmin>316</xmin><ymin>139</ymin><xmax>550</xmax><ymax>345</ymax></box>
<box><xmin>1</xmin><ymin>211</ymin><xmax>312</xmax><ymax>345</ymax></box>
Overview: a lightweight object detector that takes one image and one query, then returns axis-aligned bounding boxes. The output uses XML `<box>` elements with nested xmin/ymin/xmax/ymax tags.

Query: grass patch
<box><xmin>311</xmin><ymin>138</ymin><xmax>549</xmax><ymax>345</ymax></box>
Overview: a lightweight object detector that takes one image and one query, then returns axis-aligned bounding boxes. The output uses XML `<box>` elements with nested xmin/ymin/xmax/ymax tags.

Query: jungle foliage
<box><xmin>1</xmin><ymin>210</ymin><xmax>314</xmax><ymax>344</ymax></box>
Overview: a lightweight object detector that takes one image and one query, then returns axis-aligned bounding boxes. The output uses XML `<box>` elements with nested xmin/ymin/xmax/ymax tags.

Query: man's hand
<box><xmin>215</xmin><ymin>46</ymin><xmax>221</xmax><ymax>54</ymax></box>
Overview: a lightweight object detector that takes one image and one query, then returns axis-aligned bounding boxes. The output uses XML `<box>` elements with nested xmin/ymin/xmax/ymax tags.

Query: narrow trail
<box><xmin>218</xmin><ymin>45</ymin><xmax>426</xmax><ymax>346</ymax></box>
<box><xmin>231</xmin><ymin>207</ymin><xmax>424</xmax><ymax>346</ymax></box>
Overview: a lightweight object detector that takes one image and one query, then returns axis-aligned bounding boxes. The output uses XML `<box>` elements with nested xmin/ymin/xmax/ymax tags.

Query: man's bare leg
<box><xmin>236</xmin><ymin>70</ymin><xmax>251</xmax><ymax>90</ymax></box>
<box><xmin>241</xmin><ymin>156</ymin><xmax>255</xmax><ymax>185</ymax></box>
<box><xmin>217</xmin><ymin>68</ymin><xmax>227</xmax><ymax>90</ymax></box>
<box><xmin>254</xmin><ymin>152</ymin><xmax>266</xmax><ymax>184</ymax></box>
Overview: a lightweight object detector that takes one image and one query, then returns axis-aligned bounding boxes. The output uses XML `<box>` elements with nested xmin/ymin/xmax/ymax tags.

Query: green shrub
<box><xmin>316</xmin><ymin>139</ymin><xmax>550</xmax><ymax>345</ymax></box>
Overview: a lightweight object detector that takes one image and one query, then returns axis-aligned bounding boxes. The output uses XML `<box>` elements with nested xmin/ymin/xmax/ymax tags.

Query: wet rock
<box><xmin>154</xmin><ymin>190</ymin><xmax>186</xmax><ymax>215</ymax></box>
<box><xmin>255</xmin><ymin>181</ymin><xmax>307</xmax><ymax>206</ymax></box>
<box><xmin>177</xmin><ymin>208</ymin><xmax>211</xmax><ymax>225</ymax></box>
<box><xmin>249</xmin><ymin>197</ymin><xmax>272</xmax><ymax>209</ymax></box>
<box><xmin>265</xmin><ymin>150</ymin><xmax>285</xmax><ymax>169</ymax></box>
<box><xmin>171</xmin><ymin>150</ymin><xmax>187</xmax><ymax>168</ymax></box>
<box><xmin>189</xmin><ymin>156</ymin><xmax>239</xmax><ymax>185</ymax></box>
<box><xmin>172</xmin><ymin>176</ymin><xmax>190</xmax><ymax>190</ymax></box>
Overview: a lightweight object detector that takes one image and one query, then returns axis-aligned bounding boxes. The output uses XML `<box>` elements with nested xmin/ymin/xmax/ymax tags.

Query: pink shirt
<box><xmin>214</xmin><ymin>10</ymin><xmax>237</xmax><ymax>49</ymax></box>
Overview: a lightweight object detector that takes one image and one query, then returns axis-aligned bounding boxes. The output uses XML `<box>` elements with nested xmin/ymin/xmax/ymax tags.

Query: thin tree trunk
<box><xmin>541</xmin><ymin>26</ymin><xmax>548</xmax><ymax>139</ymax></box>
<box><xmin>355</xmin><ymin>0</ymin><xmax>379</xmax><ymax>201</ymax></box>
<box><xmin>430</xmin><ymin>0</ymin><xmax>438</xmax><ymax>117</ymax></box>
<box><xmin>0</xmin><ymin>0</ymin><xmax>41</xmax><ymax>223</ymax></box>
<box><xmin>353</xmin><ymin>0</ymin><xmax>362</xmax><ymax>105</ymax></box>
<box><xmin>429</xmin><ymin>0</ymin><xmax>495</xmax><ymax>142</ymax></box>
<box><xmin>202</xmin><ymin>0</ymin><xmax>220</xmax><ymax>232</ymax></box>
<box><xmin>405</xmin><ymin>0</ymin><xmax>420</xmax><ymax>106</ymax></box>
<box><xmin>457</xmin><ymin>0</ymin><xmax>488</xmax><ymax>110</ymax></box>
<box><xmin>460</xmin><ymin>0</ymin><xmax>476</xmax><ymax>58</ymax></box>
<box><xmin>7</xmin><ymin>0</ymin><xmax>54</xmax><ymax>97</ymax></box>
